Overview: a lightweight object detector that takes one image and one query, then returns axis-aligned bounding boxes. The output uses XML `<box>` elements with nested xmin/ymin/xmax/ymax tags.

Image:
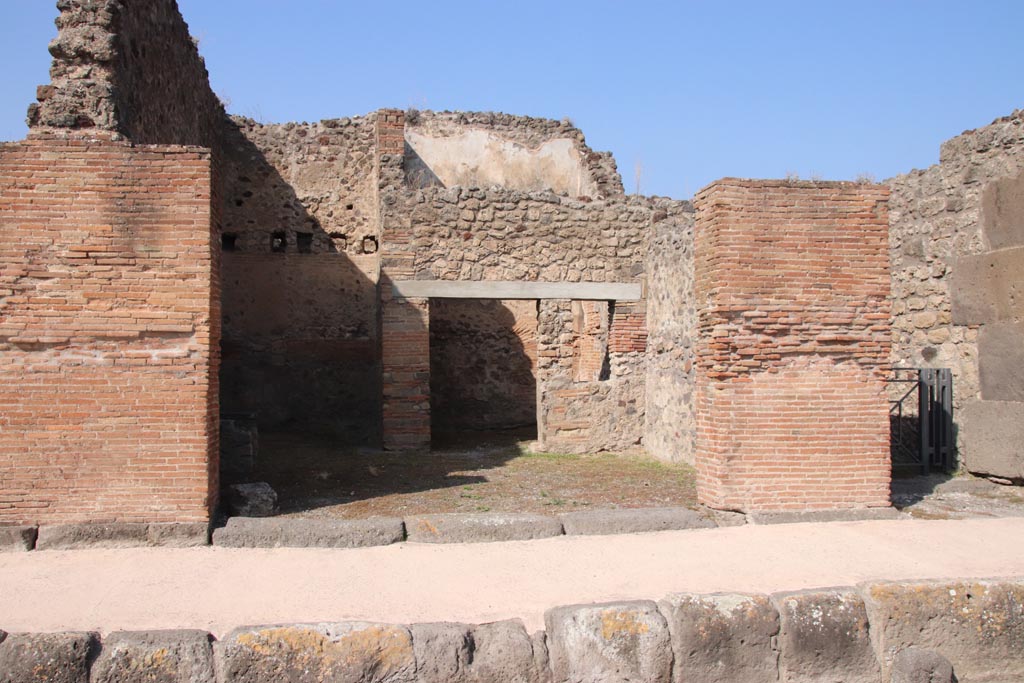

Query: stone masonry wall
<box><xmin>405</xmin><ymin>109</ymin><xmax>623</xmax><ymax>198</ymax></box>
<box><xmin>644</xmin><ymin>201</ymin><xmax>698</xmax><ymax>463</ymax></box>
<box><xmin>694</xmin><ymin>180</ymin><xmax>892</xmax><ymax>511</ymax></box>
<box><xmin>218</xmin><ymin>115</ymin><xmax>381</xmax><ymax>442</ymax></box>
<box><xmin>3</xmin><ymin>579</ymin><xmax>1021</xmax><ymax>683</ymax></box>
<box><xmin>888</xmin><ymin>110</ymin><xmax>1024</xmax><ymax>480</ymax></box>
<box><xmin>0</xmin><ymin>136</ymin><xmax>218</xmax><ymax>525</ymax></box>
<box><xmin>429</xmin><ymin>299</ymin><xmax>538</xmax><ymax>435</ymax></box>
<box><xmin>28</xmin><ymin>0</ymin><xmax>224</xmax><ymax>149</ymax></box>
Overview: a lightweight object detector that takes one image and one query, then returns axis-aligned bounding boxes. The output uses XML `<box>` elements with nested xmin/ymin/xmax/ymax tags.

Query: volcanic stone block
<box><xmin>948</xmin><ymin>247</ymin><xmax>1024</xmax><ymax>324</ymax></box>
<box><xmin>211</xmin><ymin>516</ymin><xmax>405</xmax><ymax>549</ymax></box>
<box><xmin>0</xmin><ymin>632</ymin><xmax>97</xmax><ymax>683</ymax></box>
<box><xmin>960</xmin><ymin>400</ymin><xmax>1024</xmax><ymax>479</ymax></box>
<box><xmin>91</xmin><ymin>630</ymin><xmax>216</xmax><ymax>683</ymax></box>
<box><xmin>978</xmin><ymin>322</ymin><xmax>1024</xmax><ymax>401</ymax></box>
<box><xmin>862</xmin><ymin>580</ymin><xmax>1024</xmax><ymax>682</ymax></box>
<box><xmin>658</xmin><ymin>593</ymin><xmax>779</xmax><ymax>683</ymax></box>
<box><xmin>890</xmin><ymin>647</ymin><xmax>954</xmax><ymax>683</ymax></box>
<box><xmin>224</xmin><ymin>482</ymin><xmax>278</xmax><ymax>517</ymax></box>
<box><xmin>981</xmin><ymin>171</ymin><xmax>1024</xmax><ymax>250</ymax></box>
<box><xmin>410</xmin><ymin>620</ymin><xmax>545</xmax><ymax>683</ymax></box>
<box><xmin>545</xmin><ymin>601</ymin><xmax>671</xmax><ymax>683</ymax></box>
<box><xmin>218</xmin><ymin>622</ymin><xmax>416</xmax><ymax>683</ymax></box>
<box><xmin>772</xmin><ymin>589</ymin><xmax>881</xmax><ymax>683</ymax></box>
<box><xmin>0</xmin><ymin>525</ymin><xmax>37</xmax><ymax>552</ymax></box>
<box><xmin>559</xmin><ymin>507</ymin><xmax>714</xmax><ymax>535</ymax></box>
<box><xmin>748</xmin><ymin>508</ymin><xmax>903</xmax><ymax>525</ymax></box>
<box><xmin>35</xmin><ymin>523</ymin><xmax>208</xmax><ymax>550</ymax></box>
<box><xmin>405</xmin><ymin>513</ymin><xmax>563</xmax><ymax>543</ymax></box>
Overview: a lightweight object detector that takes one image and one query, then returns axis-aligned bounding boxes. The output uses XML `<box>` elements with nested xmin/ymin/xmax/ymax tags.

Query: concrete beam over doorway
<box><xmin>391</xmin><ymin>280</ymin><xmax>643</xmax><ymax>301</ymax></box>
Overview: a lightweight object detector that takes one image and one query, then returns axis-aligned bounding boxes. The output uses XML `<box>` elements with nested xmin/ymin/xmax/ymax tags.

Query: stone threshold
<box><xmin>2</xmin><ymin>506</ymin><xmax>905</xmax><ymax>552</ymax></box>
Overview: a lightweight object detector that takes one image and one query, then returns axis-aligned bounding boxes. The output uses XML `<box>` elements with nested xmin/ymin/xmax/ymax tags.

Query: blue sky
<box><xmin>2</xmin><ymin>1</ymin><xmax>1022</xmax><ymax>198</ymax></box>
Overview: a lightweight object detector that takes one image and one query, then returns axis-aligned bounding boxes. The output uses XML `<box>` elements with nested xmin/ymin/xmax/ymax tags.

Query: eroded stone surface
<box><xmin>0</xmin><ymin>525</ymin><xmax>37</xmax><ymax>552</ymax></box>
<box><xmin>410</xmin><ymin>620</ymin><xmax>545</xmax><ymax>683</ymax></box>
<box><xmin>559</xmin><ymin>507</ymin><xmax>713</xmax><ymax>536</ymax></box>
<box><xmin>889</xmin><ymin>647</ymin><xmax>954</xmax><ymax>683</ymax></box>
<box><xmin>211</xmin><ymin>516</ymin><xmax>405</xmax><ymax>548</ymax></box>
<box><xmin>978</xmin><ymin>322</ymin><xmax>1024</xmax><ymax>402</ymax></box>
<box><xmin>772</xmin><ymin>589</ymin><xmax>881</xmax><ymax>683</ymax></box>
<box><xmin>218</xmin><ymin>622</ymin><xmax>416</xmax><ymax>683</ymax></box>
<box><xmin>0</xmin><ymin>632</ymin><xmax>96</xmax><ymax>683</ymax></box>
<box><xmin>405</xmin><ymin>513</ymin><xmax>563</xmax><ymax>543</ymax></box>
<box><xmin>35</xmin><ymin>523</ymin><xmax>207</xmax><ymax>550</ymax></box>
<box><xmin>545</xmin><ymin>601</ymin><xmax>671</xmax><ymax>683</ymax></box>
<box><xmin>960</xmin><ymin>401</ymin><xmax>1024</xmax><ymax>480</ymax></box>
<box><xmin>92</xmin><ymin>630</ymin><xmax>215</xmax><ymax>683</ymax></box>
<box><xmin>862</xmin><ymin>580</ymin><xmax>1024</xmax><ymax>682</ymax></box>
<box><xmin>658</xmin><ymin>592</ymin><xmax>779</xmax><ymax>683</ymax></box>
<box><xmin>225</xmin><ymin>482</ymin><xmax>278</xmax><ymax>518</ymax></box>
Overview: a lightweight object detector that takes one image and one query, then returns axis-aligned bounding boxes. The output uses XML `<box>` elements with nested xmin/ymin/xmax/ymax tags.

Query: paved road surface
<box><xmin>1</xmin><ymin>517</ymin><xmax>1022</xmax><ymax>637</ymax></box>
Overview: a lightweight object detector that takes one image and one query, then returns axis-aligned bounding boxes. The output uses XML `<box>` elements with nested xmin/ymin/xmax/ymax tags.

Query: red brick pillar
<box><xmin>693</xmin><ymin>180</ymin><xmax>892</xmax><ymax>511</ymax></box>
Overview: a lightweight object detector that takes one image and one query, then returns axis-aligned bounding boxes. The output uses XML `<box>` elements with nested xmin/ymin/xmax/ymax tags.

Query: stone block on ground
<box><xmin>961</xmin><ymin>400</ymin><xmax>1024</xmax><ymax>480</ymax></box>
<box><xmin>0</xmin><ymin>525</ymin><xmax>37</xmax><ymax>552</ymax></box>
<box><xmin>410</xmin><ymin>620</ymin><xmax>544</xmax><ymax>683</ymax></box>
<box><xmin>747</xmin><ymin>508</ymin><xmax>903</xmax><ymax>525</ymax></box>
<box><xmin>545</xmin><ymin>600</ymin><xmax>671</xmax><ymax>683</ymax></box>
<box><xmin>657</xmin><ymin>592</ymin><xmax>779</xmax><ymax>683</ymax></box>
<box><xmin>224</xmin><ymin>482</ymin><xmax>278</xmax><ymax>517</ymax></box>
<box><xmin>0</xmin><ymin>631</ymin><xmax>97</xmax><ymax>683</ymax></box>
<box><xmin>890</xmin><ymin>647</ymin><xmax>954</xmax><ymax>683</ymax></box>
<box><xmin>862</xmin><ymin>579</ymin><xmax>1024</xmax><ymax>682</ymax></box>
<box><xmin>772</xmin><ymin>589</ymin><xmax>881</xmax><ymax>683</ymax></box>
<box><xmin>218</xmin><ymin>622</ymin><xmax>416</xmax><ymax>683</ymax></box>
<box><xmin>35</xmin><ymin>523</ymin><xmax>208</xmax><ymax>550</ymax></box>
<box><xmin>978</xmin><ymin>322</ymin><xmax>1024</xmax><ymax>402</ymax></box>
<box><xmin>405</xmin><ymin>513</ymin><xmax>563</xmax><ymax>543</ymax></box>
<box><xmin>91</xmin><ymin>630</ymin><xmax>215</xmax><ymax>683</ymax></box>
<box><xmin>211</xmin><ymin>516</ymin><xmax>405</xmax><ymax>549</ymax></box>
<box><xmin>559</xmin><ymin>507</ymin><xmax>714</xmax><ymax>536</ymax></box>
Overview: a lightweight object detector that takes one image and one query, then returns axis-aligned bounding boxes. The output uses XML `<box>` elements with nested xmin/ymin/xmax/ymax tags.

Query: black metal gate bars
<box><xmin>889</xmin><ymin>368</ymin><xmax>953</xmax><ymax>474</ymax></box>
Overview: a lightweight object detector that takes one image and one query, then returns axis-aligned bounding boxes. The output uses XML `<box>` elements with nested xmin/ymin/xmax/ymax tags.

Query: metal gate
<box><xmin>889</xmin><ymin>368</ymin><xmax>953</xmax><ymax>474</ymax></box>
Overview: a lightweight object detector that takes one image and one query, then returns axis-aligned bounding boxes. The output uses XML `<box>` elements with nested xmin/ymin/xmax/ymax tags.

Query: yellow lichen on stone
<box><xmin>236</xmin><ymin>627</ymin><xmax>333</xmax><ymax>658</ymax></box>
<box><xmin>600</xmin><ymin>610</ymin><xmax>650</xmax><ymax>640</ymax></box>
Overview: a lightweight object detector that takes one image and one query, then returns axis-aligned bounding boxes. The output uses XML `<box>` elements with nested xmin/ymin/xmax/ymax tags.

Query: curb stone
<box><xmin>560</xmin><ymin>507</ymin><xmax>715</xmax><ymax>535</ymax></box>
<box><xmin>211</xmin><ymin>516</ymin><xmax>406</xmax><ymax>548</ymax></box>
<box><xmin>748</xmin><ymin>508</ymin><xmax>905</xmax><ymax>525</ymax></box>
<box><xmin>0</xmin><ymin>631</ymin><xmax>97</xmax><ymax>683</ymax></box>
<box><xmin>36</xmin><ymin>523</ymin><xmax>209</xmax><ymax>550</ymax></box>
<box><xmin>0</xmin><ymin>525</ymin><xmax>37</xmax><ymax>552</ymax></box>
<box><xmin>405</xmin><ymin>513</ymin><xmax>563</xmax><ymax>543</ymax></box>
<box><xmin>91</xmin><ymin>630</ymin><xmax>216</xmax><ymax>683</ymax></box>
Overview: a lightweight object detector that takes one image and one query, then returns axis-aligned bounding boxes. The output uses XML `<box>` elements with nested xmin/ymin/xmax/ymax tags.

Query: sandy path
<box><xmin>1</xmin><ymin>517</ymin><xmax>1022</xmax><ymax>637</ymax></box>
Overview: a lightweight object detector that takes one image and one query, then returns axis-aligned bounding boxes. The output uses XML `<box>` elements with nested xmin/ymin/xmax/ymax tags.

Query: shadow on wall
<box><xmin>217</xmin><ymin>119</ymin><xmax>381</xmax><ymax>447</ymax></box>
<box><xmin>429</xmin><ymin>299</ymin><xmax>538</xmax><ymax>443</ymax></box>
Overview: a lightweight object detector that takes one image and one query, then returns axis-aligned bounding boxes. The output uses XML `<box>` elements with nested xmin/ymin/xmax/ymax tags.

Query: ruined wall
<box><xmin>28</xmin><ymin>0</ymin><xmax>224</xmax><ymax>148</ymax></box>
<box><xmin>403</xmin><ymin>188</ymin><xmax>649</xmax><ymax>282</ymax></box>
<box><xmin>644</xmin><ymin>201</ymin><xmax>698</xmax><ymax>463</ymax></box>
<box><xmin>405</xmin><ymin>110</ymin><xmax>623</xmax><ymax>198</ymax></box>
<box><xmin>429</xmin><ymin>299</ymin><xmax>538</xmax><ymax>434</ymax></box>
<box><xmin>694</xmin><ymin>180</ymin><xmax>892</xmax><ymax>511</ymax></box>
<box><xmin>888</xmin><ymin>111</ymin><xmax>1024</xmax><ymax>480</ymax></box>
<box><xmin>0</xmin><ymin>137</ymin><xmax>218</xmax><ymax>525</ymax></box>
<box><xmin>218</xmin><ymin>116</ymin><xmax>381</xmax><ymax>442</ymax></box>
<box><xmin>537</xmin><ymin>300</ymin><xmax>646</xmax><ymax>453</ymax></box>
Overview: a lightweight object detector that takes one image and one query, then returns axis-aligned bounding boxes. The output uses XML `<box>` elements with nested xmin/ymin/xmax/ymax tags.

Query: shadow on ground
<box><xmin>248</xmin><ymin>427</ymin><xmax>698</xmax><ymax>519</ymax></box>
<box><xmin>892</xmin><ymin>473</ymin><xmax>1024</xmax><ymax>520</ymax></box>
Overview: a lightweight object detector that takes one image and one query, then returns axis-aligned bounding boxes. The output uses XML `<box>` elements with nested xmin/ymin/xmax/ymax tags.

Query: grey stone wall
<box><xmin>403</xmin><ymin>188</ymin><xmax>650</xmax><ymax>284</ymax></box>
<box><xmin>2</xmin><ymin>579</ymin><xmax>1020</xmax><ymax>683</ymax></box>
<box><xmin>887</xmin><ymin>110</ymin><xmax>1024</xmax><ymax>479</ymax></box>
<box><xmin>28</xmin><ymin>0</ymin><xmax>224</xmax><ymax>149</ymax></box>
<box><xmin>644</xmin><ymin>201</ymin><xmax>697</xmax><ymax>463</ymax></box>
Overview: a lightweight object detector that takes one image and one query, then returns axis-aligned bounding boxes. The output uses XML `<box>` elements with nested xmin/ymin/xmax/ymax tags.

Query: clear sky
<box><xmin>2</xmin><ymin>1</ymin><xmax>1022</xmax><ymax>198</ymax></box>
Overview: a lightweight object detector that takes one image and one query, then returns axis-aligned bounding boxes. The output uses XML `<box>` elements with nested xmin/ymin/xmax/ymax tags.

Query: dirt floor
<box><xmin>252</xmin><ymin>429</ymin><xmax>698</xmax><ymax>519</ymax></box>
<box><xmin>891</xmin><ymin>473</ymin><xmax>1024</xmax><ymax>520</ymax></box>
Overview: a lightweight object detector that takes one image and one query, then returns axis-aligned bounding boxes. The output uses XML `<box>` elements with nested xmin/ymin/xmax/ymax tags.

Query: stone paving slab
<box><xmin>405</xmin><ymin>513</ymin><xmax>564</xmax><ymax>543</ymax></box>
<box><xmin>0</xmin><ymin>526</ymin><xmax>37</xmax><ymax>552</ymax></box>
<box><xmin>559</xmin><ymin>507</ymin><xmax>715</xmax><ymax>535</ymax></box>
<box><xmin>212</xmin><ymin>516</ymin><xmax>406</xmax><ymax>549</ymax></box>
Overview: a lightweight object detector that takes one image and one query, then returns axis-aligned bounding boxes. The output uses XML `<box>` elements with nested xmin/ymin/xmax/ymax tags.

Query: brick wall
<box><xmin>693</xmin><ymin>180</ymin><xmax>891</xmax><ymax>511</ymax></box>
<box><xmin>0</xmin><ymin>136</ymin><xmax>217</xmax><ymax>525</ymax></box>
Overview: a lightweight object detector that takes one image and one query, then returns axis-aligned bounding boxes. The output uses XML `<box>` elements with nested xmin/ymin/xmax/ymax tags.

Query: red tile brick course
<box><xmin>693</xmin><ymin>180</ymin><xmax>892</xmax><ymax>511</ymax></box>
<box><xmin>0</xmin><ymin>136</ymin><xmax>218</xmax><ymax>524</ymax></box>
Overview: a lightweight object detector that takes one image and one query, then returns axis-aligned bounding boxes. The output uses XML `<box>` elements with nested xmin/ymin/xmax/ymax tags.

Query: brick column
<box><xmin>693</xmin><ymin>180</ymin><xmax>892</xmax><ymax>511</ymax></box>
